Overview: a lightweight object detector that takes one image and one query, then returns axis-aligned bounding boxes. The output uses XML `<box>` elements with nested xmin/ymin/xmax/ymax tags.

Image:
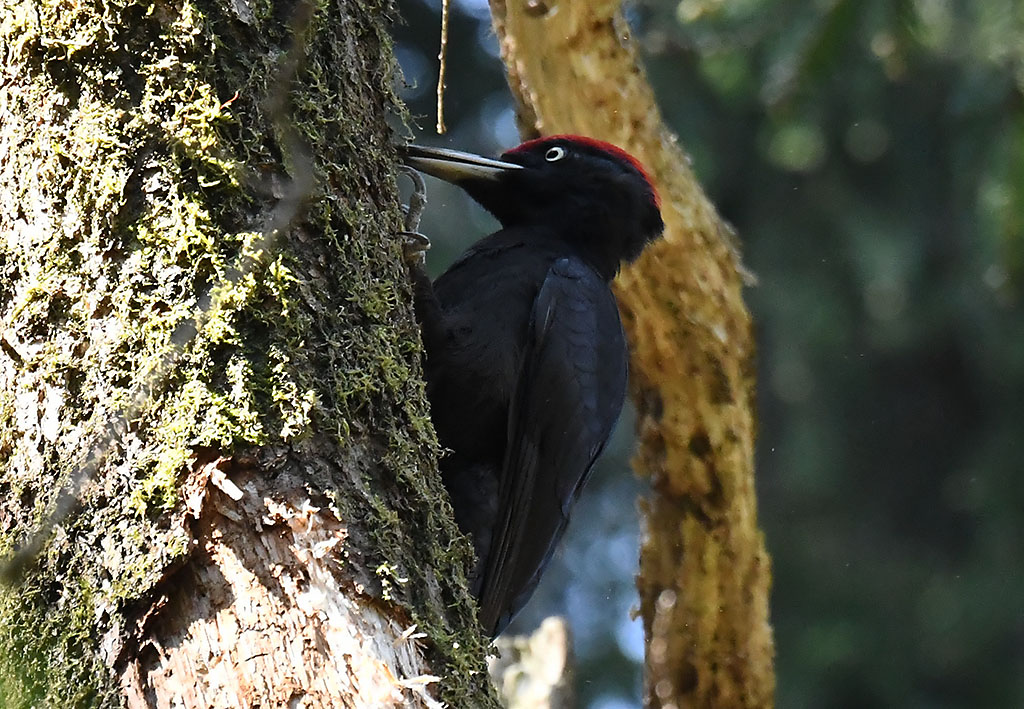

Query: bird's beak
<box><xmin>402</xmin><ymin>144</ymin><xmax>524</xmax><ymax>183</ymax></box>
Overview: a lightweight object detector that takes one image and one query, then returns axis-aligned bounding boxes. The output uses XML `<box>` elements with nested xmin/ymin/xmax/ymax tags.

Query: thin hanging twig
<box><xmin>436</xmin><ymin>0</ymin><xmax>450</xmax><ymax>134</ymax></box>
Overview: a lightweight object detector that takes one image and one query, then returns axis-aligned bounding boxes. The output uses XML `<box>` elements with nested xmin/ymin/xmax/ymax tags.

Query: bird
<box><xmin>401</xmin><ymin>135</ymin><xmax>663</xmax><ymax>636</ymax></box>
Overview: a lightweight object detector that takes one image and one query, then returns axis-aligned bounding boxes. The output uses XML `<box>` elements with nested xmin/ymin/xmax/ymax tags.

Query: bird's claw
<box><xmin>399</xmin><ymin>164</ymin><xmax>427</xmax><ymax>234</ymax></box>
<box><xmin>400</xmin><ymin>230</ymin><xmax>431</xmax><ymax>268</ymax></box>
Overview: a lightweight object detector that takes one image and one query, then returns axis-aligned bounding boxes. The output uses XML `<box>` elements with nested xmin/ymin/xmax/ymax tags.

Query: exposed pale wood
<box><xmin>488</xmin><ymin>1</ymin><xmax>775</xmax><ymax>706</ymax></box>
<box><xmin>112</xmin><ymin>457</ymin><xmax>441</xmax><ymax>709</ymax></box>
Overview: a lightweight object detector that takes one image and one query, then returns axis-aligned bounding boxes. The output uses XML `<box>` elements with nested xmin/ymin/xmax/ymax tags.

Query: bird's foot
<box><xmin>399</xmin><ymin>164</ymin><xmax>427</xmax><ymax>233</ymax></box>
<box><xmin>400</xmin><ymin>230</ymin><xmax>431</xmax><ymax>268</ymax></box>
<box><xmin>398</xmin><ymin>164</ymin><xmax>431</xmax><ymax>268</ymax></box>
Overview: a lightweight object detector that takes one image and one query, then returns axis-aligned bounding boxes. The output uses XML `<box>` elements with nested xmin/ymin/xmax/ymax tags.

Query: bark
<box><xmin>0</xmin><ymin>0</ymin><xmax>496</xmax><ymax>706</ymax></box>
<box><xmin>487</xmin><ymin>1</ymin><xmax>775</xmax><ymax>707</ymax></box>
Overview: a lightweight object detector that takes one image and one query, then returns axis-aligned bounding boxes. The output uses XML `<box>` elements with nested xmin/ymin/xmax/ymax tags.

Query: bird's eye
<box><xmin>545</xmin><ymin>146</ymin><xmax>567</xmax><ymax>162</ymax></box>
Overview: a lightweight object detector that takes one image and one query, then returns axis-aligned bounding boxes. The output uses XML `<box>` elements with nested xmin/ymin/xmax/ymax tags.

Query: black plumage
<box><xmin>403</xmin><ymin>136</ymin><xmax>663</xmax><ymax>636</ymax></box>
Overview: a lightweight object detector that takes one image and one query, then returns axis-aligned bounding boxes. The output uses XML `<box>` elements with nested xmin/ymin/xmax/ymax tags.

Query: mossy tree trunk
<box><xmin>0</xmin><ymin>0</ymin><xmax>496</xmax><ymax>706</ymax></box>
<box><xmin>488</xmin><ymin>0</ymin><xmax>776</xmax><ymax>706</ymax></box>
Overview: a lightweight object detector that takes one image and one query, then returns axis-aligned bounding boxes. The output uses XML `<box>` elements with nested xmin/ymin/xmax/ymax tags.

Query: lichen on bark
<box><xmin>0</xmin><ymin>0</ymin><xmax>493</xmax><ymax>705</ymax></box>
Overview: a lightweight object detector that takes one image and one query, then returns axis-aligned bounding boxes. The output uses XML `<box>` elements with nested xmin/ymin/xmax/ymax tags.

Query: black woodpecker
<box><xmin>402</xmin><ymin>135</ymin><xmax>663</xmax><ymax>636</ymax></box>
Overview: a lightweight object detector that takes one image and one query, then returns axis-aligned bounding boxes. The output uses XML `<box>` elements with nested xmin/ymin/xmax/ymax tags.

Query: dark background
<box><xmin>392</xmin><ymin>1</ymin><xmax>1024</xmax><ymax>706</ymax></box>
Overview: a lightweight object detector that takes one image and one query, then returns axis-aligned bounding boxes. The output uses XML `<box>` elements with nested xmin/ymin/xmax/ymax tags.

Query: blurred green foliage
<box><xmin>394</xmin><ymin>0</ymin><xmax>1024</xmax><ymax>706</ymax></box>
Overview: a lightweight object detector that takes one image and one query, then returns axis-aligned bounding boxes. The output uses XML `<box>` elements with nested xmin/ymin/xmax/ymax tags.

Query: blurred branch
<box><xmin>488</xmin><ymin>617</ymin><xmax>575</xmax><ymax>709</ymax></box>
<box><xmin>487</xmin><ymin>0</ymin><xmax>774</xmax><ymax>706</ymax></box>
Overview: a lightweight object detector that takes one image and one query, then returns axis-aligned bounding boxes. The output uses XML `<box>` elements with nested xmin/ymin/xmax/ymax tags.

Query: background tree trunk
<box><xmin>487</xmin><ymin>1</ymin><xmax>776</xmax><ymax>706</ymax></box>
<box><xmin>0</xmin><ymin>0</ymin><xmax>496</xmax><ymax>706</ymax></box>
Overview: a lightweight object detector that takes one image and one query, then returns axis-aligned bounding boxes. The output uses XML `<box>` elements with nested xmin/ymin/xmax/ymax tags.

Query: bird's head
<box><xmin>403</xmin><ymin>136</ymin><xmax>663</xmax><ymax>277</ymax></box>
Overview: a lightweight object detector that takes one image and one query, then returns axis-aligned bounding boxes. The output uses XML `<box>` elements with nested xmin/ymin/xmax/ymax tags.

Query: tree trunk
<box><xmin>0</xmin><ymin>0</ymin><xmax>496</xmax><ymax>706</ymax></box>
<box><xmin>487</xmin><ymin>1</ymin><xmax>776</xmax><ymax>706</ymax></box>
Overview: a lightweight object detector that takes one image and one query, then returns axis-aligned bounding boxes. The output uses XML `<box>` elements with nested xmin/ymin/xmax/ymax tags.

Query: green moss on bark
<box><xmin>0</xmin><ymin>0</ymin><xmax>495</xmax><ymax>704</ymax></box>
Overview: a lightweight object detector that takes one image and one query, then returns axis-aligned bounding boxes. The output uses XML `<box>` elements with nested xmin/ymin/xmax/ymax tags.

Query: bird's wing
<box><xmin>477</xmin><ymin>256</ymin><xmax>628</xmax><ymax>635</ymax></box>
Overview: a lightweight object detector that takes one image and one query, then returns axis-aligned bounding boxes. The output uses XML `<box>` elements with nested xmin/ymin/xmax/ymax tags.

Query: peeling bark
<box><xmin>487</xmin><ymin>1</ymin><xmax>775</xmax><ymax>706</ymax></box>
<box><xmin>115</xmin><ymin>457</ymin><xmax>442</xmax><ymax>708</ymax></box>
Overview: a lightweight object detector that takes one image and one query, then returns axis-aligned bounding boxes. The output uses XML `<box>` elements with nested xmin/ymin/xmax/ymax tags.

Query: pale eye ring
<box><xmin>545</xmin><ymin>146</ymin><xmax>567</xmax><ymax>162</ymax></box>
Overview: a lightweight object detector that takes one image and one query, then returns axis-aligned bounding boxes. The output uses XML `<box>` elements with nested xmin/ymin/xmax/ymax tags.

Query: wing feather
<box><xmin>477</xmin><ymin>257</ymin><xmax>628</xmax><ymax>635</ymax></box>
